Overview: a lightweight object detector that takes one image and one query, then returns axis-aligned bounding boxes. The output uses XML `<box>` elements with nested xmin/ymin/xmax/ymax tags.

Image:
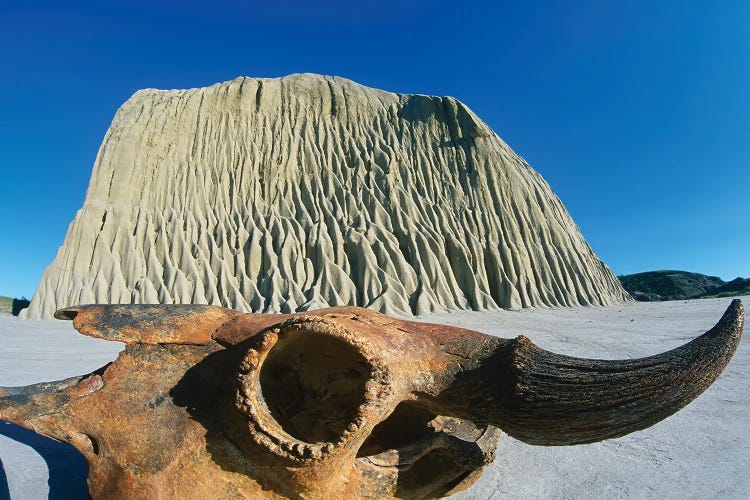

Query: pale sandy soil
<box><xmin>0</xmin><ymin>296</ymin><xmax>747</xmax><ymax>499</ymax></box>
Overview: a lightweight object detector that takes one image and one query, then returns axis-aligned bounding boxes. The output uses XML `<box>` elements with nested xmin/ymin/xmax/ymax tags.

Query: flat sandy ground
<box><xmin>0</xmin><ymin>296</ymin><xmax>747</xmax><ymax>499</ymax></box>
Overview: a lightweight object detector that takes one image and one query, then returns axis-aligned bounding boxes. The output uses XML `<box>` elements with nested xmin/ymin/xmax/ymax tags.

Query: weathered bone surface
<box><xmin>22</xmin><ymin>74</ymin><xmax>630</xmax><ymax>319</ymax></box>
<box><xmin>0</xmin><ymin>300</ymin><xmax>743</xmax><ymax>499</ymax></box>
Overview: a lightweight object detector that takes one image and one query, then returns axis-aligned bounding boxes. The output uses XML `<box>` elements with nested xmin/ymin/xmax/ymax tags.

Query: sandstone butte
<box><xmin>22</xmin><ymin>74</ymin><xmax>630</xmax><ymax>319</ymax></box>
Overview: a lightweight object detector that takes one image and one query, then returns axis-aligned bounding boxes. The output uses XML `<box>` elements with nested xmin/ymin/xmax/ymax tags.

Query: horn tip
<box><xmin>717</xmin><ymin>299</ymin><xmax>744</xmax><ymax>334</ymax></box>
<box><xmin>54</xmin><ymin>307</ymin><xmax>81</xmax><ymax>321</ymax></box>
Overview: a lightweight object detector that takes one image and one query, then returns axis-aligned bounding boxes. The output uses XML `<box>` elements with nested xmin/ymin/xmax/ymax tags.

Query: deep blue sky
<box><xmin>1</xmin><ymin>0</ymin><xmax>748</xmax><ymax>298</ymax></box>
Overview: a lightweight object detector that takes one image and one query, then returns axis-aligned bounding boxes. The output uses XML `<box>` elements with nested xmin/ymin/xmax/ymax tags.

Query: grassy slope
<box><xmin>0</xmin><ymin>296</ymin><xmax>31</xmax><ymax>315</ymax></box>
<box><xmin>0</xmin><ymin>296</ymin><xmax>13</xmax><ymax>315</ymax></box>
<box><xmin>618</xmin><ymin>271</ymin><xmax>750</xmax><ymax>301</ymax></box>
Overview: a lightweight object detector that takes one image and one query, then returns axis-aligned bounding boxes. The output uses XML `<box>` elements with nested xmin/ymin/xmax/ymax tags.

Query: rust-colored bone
<box><xmin>0</xmin><ymin>300</ymin><xmax>744</xmax><ymax>499</ymax></box>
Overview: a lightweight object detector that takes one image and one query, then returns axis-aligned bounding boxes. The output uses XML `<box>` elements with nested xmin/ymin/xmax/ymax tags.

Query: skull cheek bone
<box><xmin>0</xmin><ymin>300</ymin><xmax>744</xmax><ymax>500</ymax></box>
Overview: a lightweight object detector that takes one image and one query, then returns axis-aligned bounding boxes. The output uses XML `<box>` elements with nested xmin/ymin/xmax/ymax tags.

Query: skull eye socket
<box><xmin>357</xmin><ymin>401</ymin><xmax>438</xmax><ymax>457</ymax></box>
<box><xmin>258</xmin><ymin>329</ymin><xmax>371</xmax><ymax>444</ymax></box>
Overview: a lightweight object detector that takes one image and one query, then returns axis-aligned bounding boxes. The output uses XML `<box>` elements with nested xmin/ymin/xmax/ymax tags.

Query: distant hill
<box><xmin>0</xmin><ymin>296</ymin><xmax>30</xmax><ymax>316</ymax></box>
<box><xmin>618</xmin><ymin>271</ymin><xmax>750</xmax><ymax>301</ymax></box>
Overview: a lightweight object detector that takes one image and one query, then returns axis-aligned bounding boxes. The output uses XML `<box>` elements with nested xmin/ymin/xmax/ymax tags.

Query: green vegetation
<box><xmin>0</xmin><ymin>296</ymin><xmax>12</xmax><ymax>315</ymax></box>
<box><xmin>0</xmin><ymin>295</ymin><xmax>30</xmax><ymax>316</ymax></box>
<box><xmin>703</xmin><ymin>277</ymin><xmax>750</xmax><ymax>298</ymax></box>
<box><xmin>618</xmin><ymin>271</ymin><xmax>750</xmax><ymax>301</ymax></box>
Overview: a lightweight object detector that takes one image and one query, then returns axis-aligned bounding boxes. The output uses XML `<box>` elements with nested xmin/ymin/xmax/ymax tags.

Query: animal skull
<box><xmin>0</xmin><ymin>300</ymin><xmax>744</xmax><ymax>499</ymax></box>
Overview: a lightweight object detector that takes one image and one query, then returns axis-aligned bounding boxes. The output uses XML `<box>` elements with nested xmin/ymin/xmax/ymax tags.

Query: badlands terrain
<box><xmin>1</xmin><ymin>296</ymin><xmax>747</xmax><ymax>499</ymax></box>
<box><xmin>23</xmin><ymin>74</ymin><xmax>628</xmax><ymax>319</ymax></box>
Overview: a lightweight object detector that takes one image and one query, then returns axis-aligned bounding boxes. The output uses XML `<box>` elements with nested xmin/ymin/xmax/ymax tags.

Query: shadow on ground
<box><xmin>0</xmin><ymin>457</ymin><xmax>9</xmax><ymax>500</ymax></box>
<box><xmin>0</xmin><ymin>422</ymin><xmax>90</xmax><ymax>499</ymax></box>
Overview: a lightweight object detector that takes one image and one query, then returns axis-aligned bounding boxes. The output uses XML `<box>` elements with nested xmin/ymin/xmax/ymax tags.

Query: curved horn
<box><xmin>439</xmin><ymin>299</ymin><xmax>744</xmax><ymax>446</ymax></box>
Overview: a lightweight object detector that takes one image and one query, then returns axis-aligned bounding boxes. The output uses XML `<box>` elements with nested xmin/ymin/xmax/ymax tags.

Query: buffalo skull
<box><xmin>0</xmin><ymin>300</ymin><xmax>744</xmax><ymax>499</ymax></box>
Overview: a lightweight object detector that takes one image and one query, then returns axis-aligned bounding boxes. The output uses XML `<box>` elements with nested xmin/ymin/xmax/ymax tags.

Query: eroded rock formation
<box><xmin>23</xmin><ymin>74</ymin><xmax>629</xmax><ymax>318</ymax></box>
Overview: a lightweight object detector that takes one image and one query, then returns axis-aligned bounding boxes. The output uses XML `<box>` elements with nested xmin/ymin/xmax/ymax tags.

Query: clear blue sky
<box><xmin>1</xmin><ymin>0</ymin><xmax>748</xmax><ymax>298</ymax></box>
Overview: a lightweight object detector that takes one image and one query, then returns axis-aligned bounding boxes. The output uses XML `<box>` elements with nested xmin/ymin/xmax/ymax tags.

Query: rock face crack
<box><xmin>22</xmin><ymin>74</ymin><xmax>630</xmax><ymax>319</ymax></box>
